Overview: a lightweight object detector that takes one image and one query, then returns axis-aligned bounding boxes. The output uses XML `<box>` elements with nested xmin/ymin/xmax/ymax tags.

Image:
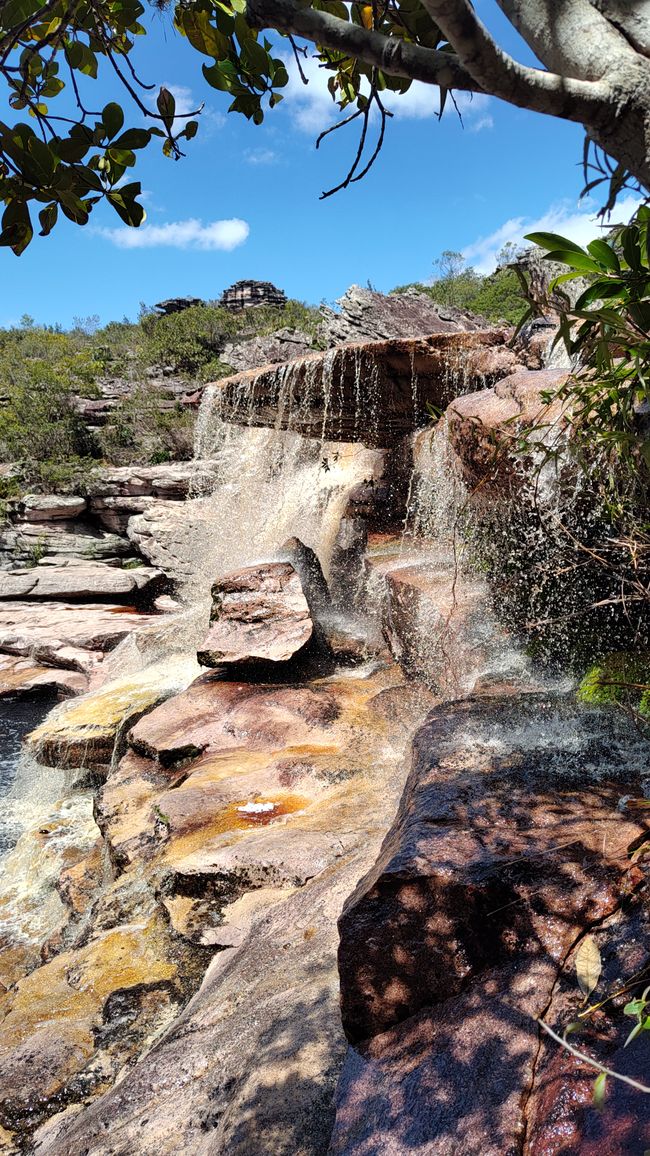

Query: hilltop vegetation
<box><xmin>392</xmin><ymin>249</ymin><xmax>528</xmax><ymax>327</ymax></box>
<box><xmin>0</xmin><ymin>299</ymin><xmax>321</xmax><ymax>493</ymax></box>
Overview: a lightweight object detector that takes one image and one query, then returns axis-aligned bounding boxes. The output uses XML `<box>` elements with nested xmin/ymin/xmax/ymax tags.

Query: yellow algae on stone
<box><xmin>26</xmin><ymin>656</ymin><xmax>201</xmax><ymax>769</ymax></box>
<box><xmin>0</xmin><ymin>919</ymin><xmax>177</xmax><ymax>1052</ymax></box>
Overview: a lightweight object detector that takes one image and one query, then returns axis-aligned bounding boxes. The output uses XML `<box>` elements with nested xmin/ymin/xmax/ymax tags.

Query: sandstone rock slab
<box><xmin>17</xmin><ymin>494</ymin><xmax>87</xmax><ymax>521</ymax></box>
<box><xmin>0</xmin><ymin>562</ymin><xmax>166</xmax><ymax>603</ymax></box>
<box><xmin>0</xmin><ymin>601</ymin><xmax>164</xmax><ymax>671</ymax></box>
<box><xmin>198</xmin><ymin>561</ymin><xmax>313</xmax><ymax>666</ymax></box>
<box><xmin>338</xmin><ymin>694</ymin><xmax>650</xmax><ymax>1045</ymax></box>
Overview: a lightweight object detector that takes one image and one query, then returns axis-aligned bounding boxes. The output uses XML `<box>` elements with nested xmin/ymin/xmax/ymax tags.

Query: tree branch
<box><xmin>420</xmin><ymin>0</ymin><xmax>608</xmax><ymax>121</ymax></box>
<box><xmin>496</xmin><ymin>0</ymin><xmax>638</xmax><ymax>80</ymax></box>
<box><xmin>245</xmin><ymin>0</ymin><xmax>481</xmax><ymax>91</ymax></box>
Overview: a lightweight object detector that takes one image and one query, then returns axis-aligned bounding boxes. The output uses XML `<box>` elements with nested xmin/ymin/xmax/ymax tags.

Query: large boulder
<box><xmin>198</xmin><ymin>562</ymin><xmax>313</xmax><ymax>667</ymax></box>
<box><xmin>330</xmin><ymin>693</ymin><xmax>650</xmax><ymax>1154</ymax></box>
<box><xmin>320</xmin><ymin>285</ymin><xmax>493</xmax><ymax>346</ymax></box>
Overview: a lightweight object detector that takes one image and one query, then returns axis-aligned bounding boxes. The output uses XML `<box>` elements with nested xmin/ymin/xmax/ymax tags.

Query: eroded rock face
<box><xmin>205</xmin><ymin>331</ymin><xmax>519</xmax><ymax>448</ymax></box>
<box><xmin>17</xmin><ymin>494</ymin><xmax>87</xmax><ymax>522</ymax></box>
<box><xmin>446</xmin><ymin>367</ymin><xmax>569</xmax><ymax>495</ymax></box>
<box><xmin>0</xmin><ymin>562</ymin><xmax>167</xmax><ymax>604</ymax></box>
<box><xmin>221</xmin><ymin>328</ymin><xmax>314</xmax><ymax>374</ymax></box>
<box><xmin>320</xmin><ymin>285</ymin><xmax>493</xmax><ymax>346</ymax></box>
<box><xmin>331</xmin><ymin>693</ymin><xmax>650</xmax><ymax>1154</ymax></box>
<box><xmin>198</xmin><ymin>562</ymin><xmax>313</xmax><ymax>666</ymax></box>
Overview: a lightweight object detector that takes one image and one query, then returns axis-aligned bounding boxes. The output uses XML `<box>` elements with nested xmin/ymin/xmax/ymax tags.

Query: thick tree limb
<box><xmin>247</xmin><ymin>0</ymin><xmax>608</xmax><ymax>126</ymax></box>
<box><xmin>420</xmin><ymin>0</ymin><xmax>608</xmax><ymax>120</ymax></box>
<box><xmin>495</xmin><ymin>0</ymin><xmax>637</xmax><ymax>80</ymax></box>
<box><xmin>245</xmin><ymin>0</ymin><xmax>481</xmax><ymax>91</ymax></box>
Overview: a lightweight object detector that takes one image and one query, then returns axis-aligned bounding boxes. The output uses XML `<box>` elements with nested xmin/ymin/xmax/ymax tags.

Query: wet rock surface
<box><xmin>331</xmin><ymin>693</ymin><xmax>650</xmax><ymax>1153</ymax></box>
<box><xmin>198</xmin><ymin>561</ymin><xmax>313</xmax><ymax>666</ymax></box>
<box><xmin>446</xmin><ymin>367</ymin><xmax>569</xmax><ymax>494</ymax></box>
<box><xmin>207</xmin><ymin>331</ymin><xmax>518</xmax><ymax>448</ymax></box>
<box><xmin>0</xmin><ymin>659</ymin><xmax>429</xmax><ymax>1153</ymax></box>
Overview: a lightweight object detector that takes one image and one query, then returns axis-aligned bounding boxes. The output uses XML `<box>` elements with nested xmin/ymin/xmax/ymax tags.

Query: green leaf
<box><xmin>183</xmin><ymin>120</ymin><xmax>199</xmax><ymax>140</ymax></box>
<box><xmin>203</xmin><ymin>61</ymin><xmax>233</xmax><ymax>92</ymax></box>
<box><xmin>525</xmin><ymin>231</ymin><xmax>587</xmax><ymax>255</ymax></box>
<box><xmin>107</xmin><ymin>147</ymin><xmax>136</xmax><ymax>167</ymax></box>
<box><xmin>181</xmin><ymin>9</ymin><xmax>229</xmax><ymax>57</ymax></box>
<box><xmin>38</xmin><ymin>203</ymin><xmax>58</xmax><ymax>236</ymax></box>
<box><xmin>112</xmin><ymin>128</ymin><xmax>151</xmax><ymax>150</ymax></box>
<box><xmin>623</xmin><ymin>226</ymin><xmax>642</xmax><ymax>271</ymax></box>
<box><xmin>0</xmin><ymin>200</ymin><xmax>33</xmax><ymax>256</ymax></box>
<box><xmin>587</xmin><ymin>239</ymin><xmax>620</xmax><ymax>271</ymax></box>
<box><xmin>107</xmin><ymin>183</ymin><xmax>146</xmax><ymax>227</ymax></box>
<box><xmin>592</xmin><ymin>1073</ymin><xmax>607</xmax><ymax>1110</ymax></box>
<box><xmin>103</xmin><ymin>103</ymin><xmax>125</xmax><ymax>140</ymax></box>
<box><xmin>544</xmin><ymin>249</ymin><xmax>604</xmax><ymax>273</ymax></box>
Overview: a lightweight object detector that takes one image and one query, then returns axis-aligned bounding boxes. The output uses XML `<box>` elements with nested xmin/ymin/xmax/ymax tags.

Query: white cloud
<box><xmin>282</xmin><ymin>51</ymin><xmax>493</xmax><ymax>132</ymax></box>
<box><xmin>98</xmin><ymin>217</ymin><xmax>250</xmax><ymax>251</ymax></box>
<box><xmin>463</xmin><ymin>194</ymin><xmax>643</xmax><ymax>274</ymax></box>
<box><xmin>244</xmin><ymin>147</ymin><xmax>278</xmax><ymax>165</ymax></box>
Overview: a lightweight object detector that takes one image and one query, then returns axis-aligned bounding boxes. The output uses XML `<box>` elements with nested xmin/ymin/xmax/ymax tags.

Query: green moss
<box><xmin>578</xmin><ymin>652</ymin><xmax>650</xmax><ymax>716</ymax></box>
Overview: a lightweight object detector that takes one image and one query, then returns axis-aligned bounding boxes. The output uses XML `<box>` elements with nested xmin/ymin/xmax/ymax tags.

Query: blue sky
<box><xmin>0</xmin><ymin>2</ymin><xmax>639</xmax><ymax>327</ymax></box>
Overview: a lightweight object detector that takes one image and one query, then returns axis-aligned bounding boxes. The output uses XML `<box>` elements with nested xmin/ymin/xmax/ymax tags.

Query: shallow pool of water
<box><xmin>0</xmin><ymin>692</ymin><xmax>59</xmax><ymax>854</ymax></box>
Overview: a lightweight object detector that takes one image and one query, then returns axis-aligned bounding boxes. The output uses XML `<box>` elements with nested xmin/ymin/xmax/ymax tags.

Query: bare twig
<box><xmin>537</xmin><ymin>1018</ymin><xmax>650</xmax><ymax>1094</ymax></box>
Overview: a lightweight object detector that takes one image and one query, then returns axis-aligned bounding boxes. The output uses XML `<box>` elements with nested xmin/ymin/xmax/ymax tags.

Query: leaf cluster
<box><xmin>0</xmin><ymin>1</ymin><xmax>200</xmax><ymax>252</ymax></box>
<box><xmin>524</xmin><ymin>208</ymin><xmax>650</xmax><ymax>522</ymax></box>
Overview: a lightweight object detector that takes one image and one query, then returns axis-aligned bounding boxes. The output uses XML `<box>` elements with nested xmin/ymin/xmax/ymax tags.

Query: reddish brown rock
<box><xmin>0</xmin><ymin>655</ymin><xmax>87</xmax><ymax>698</ymax></box>
<box><xmin>331</xmin><ymin>694</ymin><xmax>650</xmax><ymax>1154</ymax></box>
<box><xmin>523</xmin><ymin>901</ymin><xmax>650</xmax><ymax>1155</ymax></box>
<box><xmin>0</xmin><ymin>601</ymin><xmax>164</xmax><ymax>672</ymax></box>
<box><xmin>205</xmin><ymin>330</ymin><xmax>519</xmax><ymax>448</ymax></box>
<box><xmin>330</xmin><ymin>960</ymin><xmax>554</xmax><ymax>1156</ymax></box>
<box><xmin>128</xmin><ymin>674</ymin><xmax>341</xmax><ymax>766</ymax></box>
<box><xmin>17</xmin><ymin>494</ymin><xmax>87</xmax><ymax>521</ymax></box>
<box><xmin>338</xmin><ymin>694</ymin><xmax>649</xmax><ymax>1045</ymax></box>
<box><xmin>446</xmin><ymin>367</ymin><xmax>569</xmax><ymax>494</ymax></box>
<box><xmin>197</xmin><ymin>562</ymin><xmax>313</xmax><ymax>667</ymax></box>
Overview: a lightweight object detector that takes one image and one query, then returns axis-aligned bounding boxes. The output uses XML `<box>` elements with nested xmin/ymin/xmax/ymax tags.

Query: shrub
<box><xmin>392</xmin><ymin>249</ymin><xmax>528</xmax><ymax>326</ymax></box>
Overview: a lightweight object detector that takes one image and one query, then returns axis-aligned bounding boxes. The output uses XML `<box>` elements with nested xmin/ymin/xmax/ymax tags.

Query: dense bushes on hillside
<box><xmin>392</xmin><ymin>249</ymin><xmax>528</xmax><ymax>326</ymax></box>
<box><xmin>0</xmin><ymin>298</ymin><xmax>321</xmax><ymax>487</ymax></box>
<box><xmin>138</xmin><ymin>299</ymin><xmax>321</xmax><ymax>380</ymax></box>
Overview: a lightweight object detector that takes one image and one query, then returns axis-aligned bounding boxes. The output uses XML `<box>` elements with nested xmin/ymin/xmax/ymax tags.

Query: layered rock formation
<box><xmin>220</xmin><ymin>279</ymin><xmax>287</xmax><ymax>311</ymax></box>
<box><xmin>0</xmin><ymin>293</ymin><xmax>646</xmax><ymax>1156</ymax></box>
<box><xmin>320</xmin><ymin>284</ymin><xmax>492</xmax><ymax>345</ymax></box>
<box><xmin>204</xmin><ymin>331</ymin><xmax>518</xmax><ymax>447</ymax></box>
